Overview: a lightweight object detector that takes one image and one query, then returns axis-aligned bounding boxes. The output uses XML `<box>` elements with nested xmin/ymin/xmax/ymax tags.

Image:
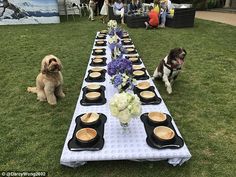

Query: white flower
<box><xmin>109</xmin><ymin>92</ymin><xmax>142</xmax><ymax>124</ymax></box>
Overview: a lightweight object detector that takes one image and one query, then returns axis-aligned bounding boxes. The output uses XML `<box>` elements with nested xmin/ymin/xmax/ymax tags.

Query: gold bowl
<box><xmin>126</xmin><ymin>48</ymin><xmax>135</xmax><ymax>52</ymax></box>
<box><xmin>136</xmin><ymin>81</ymin><xmax>150</xmax><ymax>90</ymax></box>
<box><xmin>133</xmin><ymin>65</ymin><xmax>143</xmax><ymax>70</ymax></box>
<box><xmin>129</xmin><ymin>57</ymin><xmax>138</xmax><ymax>62</ymax></box>
<box><xmin>86</xmin><ymin>84</ymin><xmax>101</xmax><ymax>91</ymax></box>
<box><xmin>100</xmin><ymin>30</ymin><xmax>108</xmax><ymax>34</ymax></box>
<box><xmin>153</xmin><ymin>126</ymin><xmax>175</xmax><ymax>141</ymax></box>
<box><xmin>93</xmin><ymin>58</ymin><xmax>103</xmax><ymax>64</ymax></box>
<box><xmin>123</xmin><ymin>40</ymin><xmax>131</xmax><ymax>43</ymax></box>
<box><xmin>133</xmin><ymin>70</ymin><xmax>145</xmax><ymax>76</ymax></box>
<box><xmin>94</xmin><ymin>49</ymin><xmax>103</xmax><ymax>54</ymax></box>
<box><xmin>76</xmin><ymin>128</ymin><xmax>97</xmax><ymax>143</ymax></box>
<box><xmin>90</xmin><ymin>67</ymin><xmax>103</xmax><ymax>72</ymax></box>
<box><xmin>123</xmin><ymin>34</ymin><xmax>129</xmax><ymax>38</ymax></box>
<box><xmin>96</xmin><ymin>41</ymin><xmax>105</xmax><ymax>45</ymax></box>
<box><xmin>81</xmin><ymin>113</ymin><xmax>100</xmax><ymax>125</ymax></box>
<box><xmin>97</xmin><ymin>34</ymin><xmax>105</xmax><ymax>38</ymax></box>
<box><xmin>89</xmin><ymin>72</ymin><xmax>101</xmax><ymax>79</ymax></box>
<box><xmin>148</xmin><ymin>112</ymin><xmax>167</xmax><ymax>123</ymax></box>
<box><xmin>85</xmin><ymin>92</ymin><xmax>101</xmax><ymax>101</ymax></box>
<box><xmin>140</xmin><ymin>91</ymin><xmax>155</xmax><ymax>100</ymax></box>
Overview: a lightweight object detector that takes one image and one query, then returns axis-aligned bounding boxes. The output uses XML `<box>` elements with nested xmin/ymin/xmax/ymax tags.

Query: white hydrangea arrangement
<box><xmin>109</xmin><ymin>92</ymin><xmax>142</xmax><ymax>124</ymax></box>
<box><xmin>107</xmin><ymin>20</ymin><xmax>118</xmax><ymax>31</ymax></box>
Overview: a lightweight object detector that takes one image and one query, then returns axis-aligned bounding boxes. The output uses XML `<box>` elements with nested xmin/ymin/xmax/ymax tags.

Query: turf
<box><xmin>0</xmin><ymin>16</ymin><xmax>235</xmax><ymax>177</ymax></box>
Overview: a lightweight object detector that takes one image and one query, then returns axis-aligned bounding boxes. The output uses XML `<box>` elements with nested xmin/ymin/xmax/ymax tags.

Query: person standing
<box><xmin>100</xmin><ymin>0</ymin><xmax>109</xmax><ymax>23</ymax></box>
<box><xmin>113</xmin><ymin>0</ymin><xmax>125</xmax><ymax>24</ymax></box>
<box><xmin>159</xmin><ymin>0</ymin><xmax>173</xmax><ymax>28</ymax></box>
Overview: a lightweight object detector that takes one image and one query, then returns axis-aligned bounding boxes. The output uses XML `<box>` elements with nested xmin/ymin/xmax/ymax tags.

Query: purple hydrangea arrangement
<box><xmin>107</xmin><ymin>57</ymin><xmax>133</xmax><ymax>76</ymax></box>
<box><xmin>108</xmin><ymin>57</ymin><xmax>135</xmax><ymax>92</ymax></box>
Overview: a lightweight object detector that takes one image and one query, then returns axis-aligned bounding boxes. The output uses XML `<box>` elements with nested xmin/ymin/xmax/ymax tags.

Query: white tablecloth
<box><xmin>60</xmin><ymin>32</ymin><xmax>191</xmax><ymax>167</ymax></box>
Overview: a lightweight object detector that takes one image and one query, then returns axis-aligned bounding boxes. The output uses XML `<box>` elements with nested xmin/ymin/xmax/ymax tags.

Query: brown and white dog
<box><xmin>152</xmin><ymin>48</ymin><xmax>187</xmax><ymax>94</ymax></box>
<box><xmin>27</xmin><ymin>55</ymin><xmax>65</xmax><ymax>105</ymax></box>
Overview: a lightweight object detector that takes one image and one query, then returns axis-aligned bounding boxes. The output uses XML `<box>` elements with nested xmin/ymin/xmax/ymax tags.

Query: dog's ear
<box><xmin>55</xmin><ymin>57</ymin><xmax>63</xmax><ymax>70</ymax></box>
<box><xmin>41</xmin><ymin>60</ymin><xmax>48</xmax><ymax>74</ymax></box>
<box><xmin>41</xmin><ymin>56</ymin><xmax>49</xmax><ymax>74</ymax></box>
<box><xmin>168</xmin><ymin>48</ymin><xmax>178</xmax><ymax>60</ymax></box>
<box><xmin>182</xmin><ymin>48</ymin><xmax>187</xmax><ymax>55</ymax></box>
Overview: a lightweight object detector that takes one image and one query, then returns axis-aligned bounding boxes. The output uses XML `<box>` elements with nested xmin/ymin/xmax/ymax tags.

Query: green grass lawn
<box><xmin>0</xmin><ymin>16</ymin><xmax>235</xmax><ymax>177</ymax></box>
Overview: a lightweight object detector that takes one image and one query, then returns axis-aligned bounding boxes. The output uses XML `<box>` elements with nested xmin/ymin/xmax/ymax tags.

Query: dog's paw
<box><xmin>48</xmin><ymin>100</ymin><xmax>57</xmax><ymax>105</ymax></box>
<box><xmin>167</xmin><ymin>86</ymin><xmax>172</xmax><ymax>94</ymax></box>
<box><xmin>59</xmin><ymin>92</ymin><xmax>65</xmax><ymax>98</ymax></box>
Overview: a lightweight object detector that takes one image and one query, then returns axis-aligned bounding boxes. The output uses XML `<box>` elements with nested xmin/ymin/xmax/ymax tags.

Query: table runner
<box><xmin>60</xmin><ymin>32</ymin><xmax>191</xmax><ymax>167</ymax></box>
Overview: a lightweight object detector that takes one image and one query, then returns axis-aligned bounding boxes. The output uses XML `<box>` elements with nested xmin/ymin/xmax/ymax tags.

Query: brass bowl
<box><xmin>90</xmin><ymin>67</ymin><xmax>103</xmax><ymax>72</ymax></box>
<box><xmin>97</xmin><ymin>34</ymin><xmax>105</xmax><ymax>38</ymax></box>
<box><xmin>123</xmin><ymin>40</ymin><xmax>131</xmax><ymax>43</ymax></box>
<box><xmin>94</xmin><ymin>49</ymin><xmax>103</xmax><ymax>54</ymax></box>
<box><xmin>81</xmin><ymin>113</ymin><xmax>100</xmax><ymax>125</ymax></box>
<box><xmin>76</xmin><ymin>128</ymin><xmax>97</xmax><ymax>143</ymax></box>
<box><xmin>133</xmin><ymin>65</ymin><xmax>143</xmax><ymax>70</ymax></box>
<box><xmin>136</xmin><ymin>81</ymin><xmax>150</xmax><ymax>90</ymax></box>
<box><xmin>96</xmin><ymin>41</ymin><xmax>105</xmax><ymax>45</ymax></box>
<box><xmin>153</xmin><ymin>126</ymin><xmax>175</xmax><ymax>141</ymax></box>
<box><xmin>86</xmin><ymin>84</ymin><xmax>101</xmax><ymax>91</ymax></box>
<box><xmin>129</xmin><ymin>57</ymin><xmax>138</xmax><ymax>62</ymax></box>
<box><xmin>93</xmin><ymin>58</ymin><xmax>103</xmax><ymax>64</ymax></box>
<box><xmin>100</xmin><ymin>30</ymin><xmax>108</xmax><ymax>34</ymax></box>
<box><xmin>126</xmin><ymin>48</ymin><xmax>135</xmax><ymax>52</ymax></box>
<box><xmin>89</xmin><ymin>72</ymin><xmax>101</xmax><ymax>79</ymax></box>
<box><xmin>133</xmin><ymin>70</ymin><xmax>145</xmax><ymax>76</ymax></box>
<box><xmin>140</xmin><ymin>91</ymin><xmax>155</xmax><ymax>100</ymax></box>
<box><xmin>123</xmin><ymin>34</ymin><xmax>129</xmax><ymax>38</ymax></box>
<box><xmin>85</xmin><ymin>92</ymin><xmax>101</xmax><ymax>101</ymax></box>
<box><xmin>148</xmin><ymin>112</ymin><xmax>167</xmax><ymax>123</ymax></box>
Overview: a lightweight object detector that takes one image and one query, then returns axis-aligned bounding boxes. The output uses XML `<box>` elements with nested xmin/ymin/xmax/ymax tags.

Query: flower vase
<box><xmin>120</xmin><ymin>121</ymin><xmax>129</xmax><ymax>128</ymax></box>
<box><xmin>120</xmin><ymin>121</ymin><xmax>130</xmax><ymax>134</ymax></box>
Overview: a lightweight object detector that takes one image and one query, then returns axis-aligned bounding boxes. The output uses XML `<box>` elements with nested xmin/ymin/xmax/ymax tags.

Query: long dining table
<box><xmin>60</xmin><ymin>31</ymin><xmax>191</xmax><ymax>167</ymax></box>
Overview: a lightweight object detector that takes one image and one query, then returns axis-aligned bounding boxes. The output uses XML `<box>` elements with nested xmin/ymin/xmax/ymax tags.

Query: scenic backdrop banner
<box><xmin>0</xmin><ymin>0</ymin><xmax>60</xmax><ymax>25</ymax></box>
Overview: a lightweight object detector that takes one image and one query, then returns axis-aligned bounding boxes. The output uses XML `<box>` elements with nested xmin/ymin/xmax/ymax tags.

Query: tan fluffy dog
<box><xmin>27</xmin><ymin>54</ymin><xmax>65</xmax><ymax>105</ymax></box>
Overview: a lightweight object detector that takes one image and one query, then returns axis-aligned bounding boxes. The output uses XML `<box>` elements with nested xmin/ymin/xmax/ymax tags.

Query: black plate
<box><xmin>134</xmin><ymin>86</ymin><xmax>162</xmax><ymax>105</ymax></box>
<box><xmin>95</xmin><ymin>41</ymin><xmax>107</xmax><ymax>47</ymax></box>
<box><xmin>90</xmin><ymin>57</ymin><xmax>107</xmax><ymax>67</ymax></box>
<box><xmin>68</xmin><ymin>113</ymin><xmax>107</xmax><ymax>151</ymax></box>
<box><xmin>96</xmin><ymin>35</ymin><xmax>106</xmax><ymax>40</ymax></box>
<box><xmin>85</xmin><ymin>69</ymin><xmax>106</xmax><ymax>82</ymax></box>
<box><xmin>140</xmin><ymin>113</ymin><xmax>184</xmax><ymax>149</ymax></box>
<box><xmin>132</xmin><ymin>68</ymin><xmax>149</xmax><ymax>80</ymax></box>
<box><xmin>92</xmin><ymin>48</ymin><xmax>106</xmax><ymax>56</ymax></box>
<box><xmin>125</xmin><ymin>56</ymin><xmax>142</xmax><ymax>65</ymax></box>
<box><xmin>80</xmin><ymin>86</ymin><xmax>106</xmax><ymax>106</ymax></box>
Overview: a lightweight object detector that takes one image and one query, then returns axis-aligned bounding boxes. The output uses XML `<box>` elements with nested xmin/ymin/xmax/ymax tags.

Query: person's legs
<box><xmin>89</xmin><ymin>5</ymin><xmax>94</xmax><ymax>20</ymax></box>
<box><xmin>159</xmin><ymin>11</ymin><xmax>167</xmax><ymax>27</ymax></box>
<box><xmin>114</xmin><ymin>8</ymin><xmax>125</xmax><ymax>24</ymax></box>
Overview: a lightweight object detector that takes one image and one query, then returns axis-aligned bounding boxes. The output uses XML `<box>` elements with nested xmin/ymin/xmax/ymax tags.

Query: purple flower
<box><xmin>115</xmin><ymin>28</ymin><xmax>123</xmax><ymax>39</ymax></box>
<box><xmin>107</xmin><ymin>58</ymin><xmax>133</xmax><ymax>76</ymax></box>
<box><xmin>108</xmin><ymin>42</ymin><xmax>116</xmax><ymax>51</ymax></box>
<box><xmin>113</xmin><ymin>74</ymin><xmax>123</xmax><ymax>87</ymax></box>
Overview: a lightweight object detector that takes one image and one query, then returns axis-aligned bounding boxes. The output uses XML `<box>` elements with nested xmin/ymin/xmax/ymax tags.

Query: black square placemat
<box><xmin>68</xmin><ymin>113</ymin><xmax>107</xmax><ymax>151</ymax></box>
<box><xmin>80</xmin><ymin>86</ymin><xmax>106</xmax><ymax>106</ymax></box>
<box><xmin>133</xmin><ymin>86</ymin><xmax>162</xmax><ymax>105</ymax></box>
<box><xmin>140</xmin><ymin>113</ymin><xmax>184</xmax><ymax>149</ymax></box>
